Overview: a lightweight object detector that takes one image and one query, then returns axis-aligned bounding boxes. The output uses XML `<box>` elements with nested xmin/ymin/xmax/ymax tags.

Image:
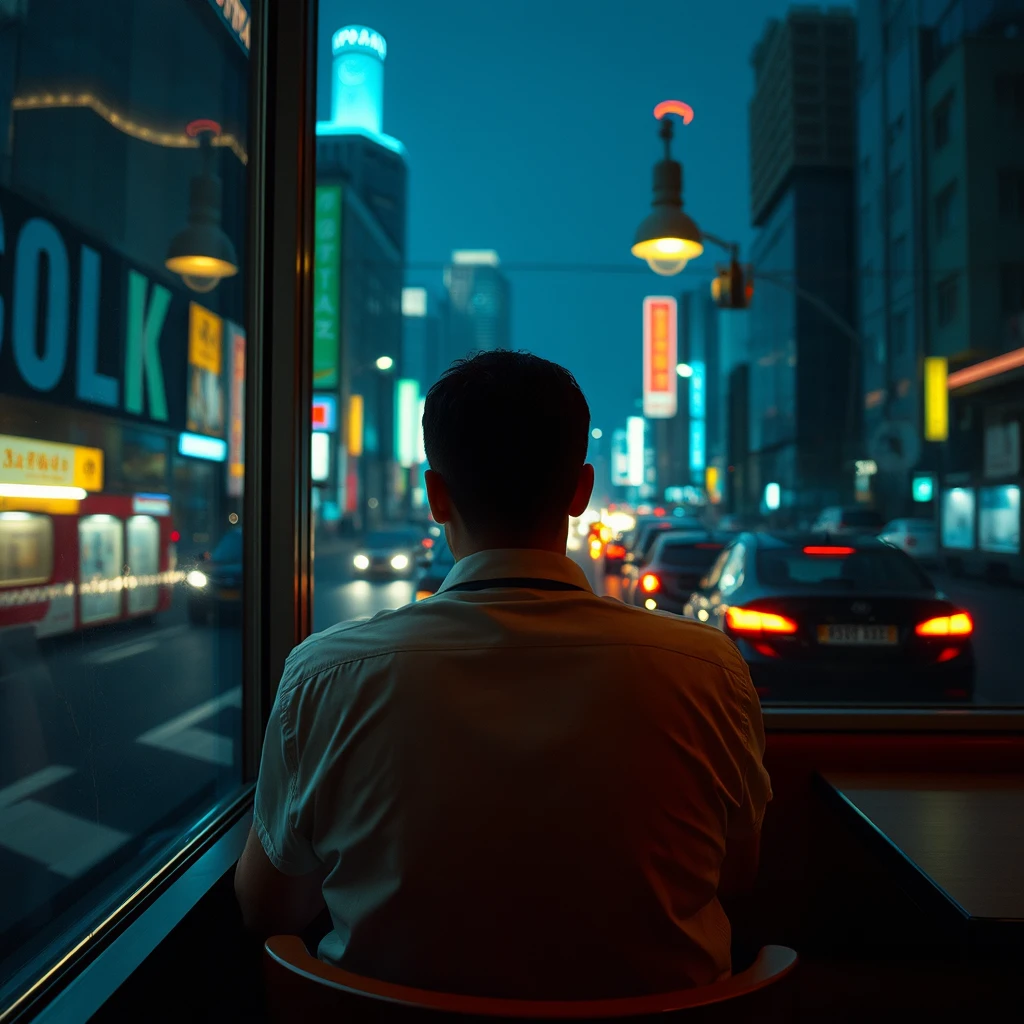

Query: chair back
<box><xmin>264</xmin><ymin>935</ymin><xmax>797</xmax><ymax>1023</ymax></box>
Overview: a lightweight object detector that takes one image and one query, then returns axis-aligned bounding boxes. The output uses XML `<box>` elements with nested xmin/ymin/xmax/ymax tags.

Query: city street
<box><xmin>0</xmin><ymin>541</ymin><xmax>1020</xmax><ymax>964</ymax></box>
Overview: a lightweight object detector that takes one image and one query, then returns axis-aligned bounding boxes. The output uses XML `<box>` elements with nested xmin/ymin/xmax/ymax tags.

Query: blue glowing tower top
<box><xmin>319</xmin><ymin>25</ymin><xmax>404</xmax><ymax>156</ymax></box>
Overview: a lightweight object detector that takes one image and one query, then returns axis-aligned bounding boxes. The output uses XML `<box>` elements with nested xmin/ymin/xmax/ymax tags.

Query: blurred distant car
<box><xmin>186</xmin><ymin>529</ymin><xmax>242</xmax><ymax>625</ymax></box>
<box><xmin>625</xmin><ymin>530</ymin><xmax>727</xmax><ymax>613</ymax></box>
<box><xmin>683</xmin><ymin>533</ymin><xmax>974</xmax><ymax>702</ymax></box>
<box><xmin>879</xmin><ymin>518</ymin><xmax>939</xmax><ymax>562</ymax></box>
<box><xmin>717</xmin><ymin>514</ymin><xmax>760</xmax><ymax>534</ymax></box>
<box><xmin>415</xmin><ymin>534</ymin><xmax>456</xmax><ymax>600</ymax></box>
<box><xmin>811</xmin><ymin>506</ymin><xmax>885</xmax><ymax>536</ymax></box>
<box><xmin>352</xmin><ymin>528</ymin><xmax>424</xmax><ymax>580</ymax></box>
<box><xmin>619</xmin><ymin>518</ymin><xmax>687</xmax><ymax>583</ymax></box>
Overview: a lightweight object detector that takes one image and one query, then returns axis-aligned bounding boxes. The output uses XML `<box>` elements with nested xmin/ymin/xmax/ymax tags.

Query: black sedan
<box><xmin>185</xmin><ymin>529</ymin><xmax>242</xmax><ymax>625</ymax></box>
<box><xmin>351</xmin><ymin>528</ymin><xmax>425</xmax><ymax>580</ymax></box>
<box><xmin>683</xmin><ymin>533</ymin><xmax>975</xmax><ymax>702</ymax></box>
<box><xmin>624</xmin><ymin>530</ymin><xmax>726</xmax><ymax>613</ymax></box>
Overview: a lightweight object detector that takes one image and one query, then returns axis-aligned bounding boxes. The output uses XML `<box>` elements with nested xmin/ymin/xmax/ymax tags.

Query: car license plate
<box><xmin>817</xmin><ymin>624</ymin><xmax>897</xmax><ymax>645</ymax></box>
<box><xmin>219</xmin><ymin>588</ymin><xmax>240</xmax><ymax>601</ymax></box>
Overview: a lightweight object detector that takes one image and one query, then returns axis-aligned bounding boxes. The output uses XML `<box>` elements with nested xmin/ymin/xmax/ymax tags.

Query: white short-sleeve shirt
<box><xmin>254</xmin><ymin>548</ymin><xmax>771</xmax><ymax>999</ymax></box>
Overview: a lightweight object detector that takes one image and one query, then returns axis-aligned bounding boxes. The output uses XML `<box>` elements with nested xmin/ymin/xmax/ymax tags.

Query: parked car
<box><xmin>879</xmin><ymin>518</ymin><xmax>939</xmax><ymax>562</ymax></box>
<box><xmin>683</xmin><ymin>533</ymin><xmax>974</xmax><ymax>702</ymax></box>
<box><xmin>185</xmin><ymin>529</ymin><xmax>242</xmax><ymax>625</ymax></box>
<box><xmin>810</xmin><ymin>506</ymin><xmax>885</xmax><ymax>536</ymax></box>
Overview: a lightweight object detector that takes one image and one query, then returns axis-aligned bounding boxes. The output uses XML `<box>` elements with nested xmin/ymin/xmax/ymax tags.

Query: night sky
<box><xmin>318</xmin><ymin>0</ymin><xmax>791</xmax><ymax>435</ymax></box>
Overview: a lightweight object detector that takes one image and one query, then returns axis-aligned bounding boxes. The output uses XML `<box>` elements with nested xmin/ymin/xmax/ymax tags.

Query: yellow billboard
<box><xmin>0</xmin><ymin>434</ymin><xmax>104</xmax><ymax>491</ymax></box>
<box><xmin>924</xmin><ymin>357</ymin><xmax>949</xmax><ymax>442</ymax></box>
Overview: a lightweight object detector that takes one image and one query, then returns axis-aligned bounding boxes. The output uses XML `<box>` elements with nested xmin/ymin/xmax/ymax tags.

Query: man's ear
<box><xmin>424</xmin><ymin>469</ymin><xmax>452</xmax><ymax>525</ymax></box>
<box><xmin>568</xmin><ymin>463</ymin><xmax>595</xmax><ymax>517</ymax></box>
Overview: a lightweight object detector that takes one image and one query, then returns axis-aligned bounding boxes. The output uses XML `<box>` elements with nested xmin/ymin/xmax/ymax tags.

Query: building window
<box><xmin>937</xmin><ymin>274</ymin><xmax>959</xmax><ymax>326</ymax></box>
<box><xmin>890</xmin><ymin>234</ymin><xmax>907</xmax><ymax>278</ymax></box>
<box><xmin>890</xmin><ymin>311</ymin><xmax>909</xmax><ymax>355</ymax></box>
<box><xmin>997</xmin><ymin>168</ymin><xmax>1024</xmax><ymax>219</ymax></box>
<box><xmin>933</xmin><ymin>92</ymin><xmax>952</xmax><ymax>150</ymax></box>
<box><xmin>935</xmin><ymin>181</ymin><xmax>958</xmax><ymax>238</ymax></box>
<box><xmin>1001</xmin><ymin>263</ymin><xmax>1024</xmax><ymax>315</ymax></box>
<box><xmin>888</xmin><ymin>165</ymin><xmax>905</xmax><ymax>215</ymax></box>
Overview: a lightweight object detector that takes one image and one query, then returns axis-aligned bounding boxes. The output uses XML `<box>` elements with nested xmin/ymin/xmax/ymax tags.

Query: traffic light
<box><xmin>711</xmin><ymin>259</ymin><xmax>753</xmax><ymax>309</ymax></box>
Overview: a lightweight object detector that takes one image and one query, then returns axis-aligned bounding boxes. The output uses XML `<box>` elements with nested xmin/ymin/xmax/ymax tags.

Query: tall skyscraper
<box><xmin>401</xmin><ymin>286</ymin><xmax>448</xmax><ymax>394</ymax></box>
<box><xmin>315</xmin><ymin>24</ymin><xmax>408</xmax><ymax>529</ymax></box>
<box><xmin>444</xmin><ymin>250</ymin><xmax>512</xmax><ymax>360</ymax></box>
<box><xmin>746</xmin><ymin>7</ymin><xmax>857</xmax><ymax>520</ymax></box>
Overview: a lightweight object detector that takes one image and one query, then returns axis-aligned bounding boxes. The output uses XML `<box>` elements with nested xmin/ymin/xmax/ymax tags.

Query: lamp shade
<box><xmin>165</xmin><ymin>168</ymin><xmax>238</xmax><ymax>289</ymax></box>
<box><xmin>632</xmin><ymin>157</ymin><xmax>704</xmax><ymax>275</ymax></box>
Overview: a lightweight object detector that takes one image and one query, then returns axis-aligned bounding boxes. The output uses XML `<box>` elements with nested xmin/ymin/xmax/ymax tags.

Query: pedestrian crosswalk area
<box><xmin>0</xmin><ymin>687</ymin><xmax>243</xmax><ymax>945</ymax></box>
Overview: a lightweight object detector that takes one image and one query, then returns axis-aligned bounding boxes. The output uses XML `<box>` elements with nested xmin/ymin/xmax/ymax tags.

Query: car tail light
<box><xmin>802</xmin><ymin>545</ymin><xmax>855</xmax><ymax>556</ymax></box>
<box><xmin>640</xmin><ymin>573</ymin><xmax>660</xmax><ymax>593</ymax></box>
<box><xmin>606</xmin><ymin>544</ymin><xmax>625</xmax><ymax>559</ymax></box>
<box><xmin>170</xmin><ymin>530</ymin><xmax>181</xmax><ymax>543</ymax></box>
<box><xmin>915</xmin><ymin>612</ymin><xmax>973</xmax><ymax>637</ymax></box>
<box><xmin>725</xmin><ymin>606</ymin><xmax>798</xmax><ymax>635</ymax></box>
<box><xmin>422</xmin><ymin>537</ymin><xmax>434</xmax><ymax>548</ymax></box>
<box><xmin>936</xmin><ymin>647</ymin><xmax>962</xmax><ymax>663</ymax></box>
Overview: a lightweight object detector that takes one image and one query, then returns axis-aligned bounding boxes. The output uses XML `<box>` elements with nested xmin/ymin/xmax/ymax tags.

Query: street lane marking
<box><xmin>0</xmin><ymin>799</ymin><xmax>128</xmax><ymax>877</ymax></box>
<box><xmin>0</xmin><ymin>764</ymin><xmax>77</xmax><ymax>808</ymax></box>
<box><xmin>83</xmin><ymin>625</ymin><xmax>187</xmax><ymax>665</ymax></box>
<box><xmin>136</xmin><ymin>687</ymin><xmax>241</xmax><ymax>766</ymax></box>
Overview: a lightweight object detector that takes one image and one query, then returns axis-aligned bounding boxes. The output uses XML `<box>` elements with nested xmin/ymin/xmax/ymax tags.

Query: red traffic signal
<box><xmin>711</xmin><ymin>259</ymin><xmax>753</xmax><ymax>309</ymax></box>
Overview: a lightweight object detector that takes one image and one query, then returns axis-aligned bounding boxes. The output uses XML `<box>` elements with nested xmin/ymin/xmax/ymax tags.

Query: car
<box><xmin>351</xmin><ymin>528</ymin><xmax>425</xmax><ymax>579</ymax></box>
<box><xmin>625</xmin><ymin>530</ymin><xmax>727</xmax><ymax>613</ymax></box>
<box><xmin>879</xmin><ymin>518</ymin><xmax>939</xmax><ymax>562</ymax></box>
<box><xmin>810</xmin><ymin>506</ymin><xmax>885</xmax><ymax>536</ymax></box>
<box><xmin>414</xmin><ymin>534</ymin><xmax>456</xmax><ymax>600</ymax></box>
<box><xmin>619</xmin><ymin>518</ymin><xmax>694</xmax><ymax>586</ymax></box>
<box><xmin>186</xmin><ymin>529</ymin><xmax>242</xmax><ymax>625</ymax></box>
<box><xmin>683</xmin><ymin>533</ymin><xmax>975</xmax><ymax>702</ymax></box>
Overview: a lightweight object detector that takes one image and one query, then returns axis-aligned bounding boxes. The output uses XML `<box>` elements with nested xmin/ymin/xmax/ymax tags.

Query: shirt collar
<box><xmin>437</xmin><ymin>548</ymin><xmax>594</xmax><ymax>595</ymax></box>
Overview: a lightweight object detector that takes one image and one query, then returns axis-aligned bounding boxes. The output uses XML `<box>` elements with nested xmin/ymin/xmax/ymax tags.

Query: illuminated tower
<box><xmin>330</xmin><ymin>25</ymin><xmax>387</xmax><ymax>135</ymax></box>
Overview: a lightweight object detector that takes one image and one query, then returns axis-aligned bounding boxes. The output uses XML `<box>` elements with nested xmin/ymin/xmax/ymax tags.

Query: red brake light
<box><xmin>915</xmin><ymin>612</ymin><xmax>973</xmax><ymax>637</ymax></box>
<box><xmin>606</xmin><ymin>544</ymin><xmax>625</xmax><ymax>558</ymax></box>
<box><xmin>803</xmin><ymin>546</ymin><xmax>855</xmax><ymax>556</ymax></box>
<box><xmin>640</xmin><ymin>573</ymin><xmax>660</xmax><ymax>593</ymax></box>
<box><xmin>422</xmin><ymin>537</ymin><xmax>434</xmax><ymax>548</ymax></box>
<box><xmin>170</xmin><ymin>530</ymin><xmax>181</xmax><ymax>543</ymax></box>
<box><xmin>726</xmin><ymin>606</ymin><xmax>798</xmax><ymax>635</ymax></box>
<box><xmin>654</xmin><ymin>507</ymin><xmax>665</xmax><ymax>517</ymax></box>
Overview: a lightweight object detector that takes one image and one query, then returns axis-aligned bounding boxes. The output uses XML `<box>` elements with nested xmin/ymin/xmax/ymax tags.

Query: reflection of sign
<box><xmin>0</xmin><ymin>434</ymin><xmax>104</xmax><ymax>491</ymax></box>
<box><xmin>133</xmin><ymin>493</ymin><xmax>171</xmax><ymax>516</ymax></box>
<box><xmin>705</xmin><ymin>465</ymin><xmax>721</xmax><ymax>504</ymax></box>
<box><xmin>208</xmin><ymin>0</ymin><xmax>251</xmax><ymax>54</ymax></box>
<box><xmin>313</xmin><ymin>185</ymin><xmax>342</xmax><ymax>388</ymax></box>
<box><xmin>227</xmin><ymin>324</ymin><xmax>246</xmax><ymax>496</ymax></box>
<box><xmin>0</xmin><ymin>186</ymin><xmax>188</xmax><ymax>429</ymax></box>
<box><xmin>642</xmin><ymin>296</ymin><xmax>677</xmax><ymax>418</ymax></box>
<box><xmin>979</xmin><ymin>486</ymin><xmax>1020</xmax><ymax>554</ymax></box>
<box><xmin>689</xmin><ymin>420</ymin><xmax>705</xmax><ymax>476</ymax></box>
<box><xmin>332</xmin><ymin>25</ymin><xmax>387</xmax><ymax>59</ymax></box>
<box><xmin>312</xmin><ymin>395</ymin><xmax>337</xmax><ymax>432</ymax></box>
<box><xmin>984</xmin><ymin>421</ymin><xmax>1020</xmax><ymax>479</ymax></box>
<box><xmin>187</xmin><ymin>304</ymin><xmax>224</xmax><ymax>437</ymax></box>
<box><xmin>690</xmin><ymin>361</ymin><xmax>706</xmax><ymax>419</ymax></box>
<box><xmin>941</xmin><ymin>487</ymin><xmax>975</xmax><ymax>551</ymax></box>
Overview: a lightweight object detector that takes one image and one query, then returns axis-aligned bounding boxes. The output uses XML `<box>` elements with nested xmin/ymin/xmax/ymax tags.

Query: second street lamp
<box><xmin>631</xmin><ymin>105</ymin><xmax>704</xmax><ymax>275</ymax></box>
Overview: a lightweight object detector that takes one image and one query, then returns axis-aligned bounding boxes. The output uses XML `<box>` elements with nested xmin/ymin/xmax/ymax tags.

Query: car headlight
<box><xmin>186</xmin><ymin>570</ymin><xmax>208</xmax><ymax>589</ymax></box>
<box><xmin>353</xmin><ymin>554</ymin><xmax>370</xmax><ymax>570</ymax></box>
<box><xmin>391</xmin><ymin>554</ymin><xmax>409</xmax><ymax>570</ymax></box>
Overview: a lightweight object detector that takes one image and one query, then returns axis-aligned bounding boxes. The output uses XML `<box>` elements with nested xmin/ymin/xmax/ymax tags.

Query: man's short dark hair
<box><xmin>423</xmin><ymin>350</ymin><xmax>591</xmax><ymax>542</ymax></box>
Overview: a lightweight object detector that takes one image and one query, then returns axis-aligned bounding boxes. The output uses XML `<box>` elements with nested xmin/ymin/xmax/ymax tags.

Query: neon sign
<box><xmin>332</xmin><ymin>26</ymin><xmax>387</xmax><ymax>60</ymax></box>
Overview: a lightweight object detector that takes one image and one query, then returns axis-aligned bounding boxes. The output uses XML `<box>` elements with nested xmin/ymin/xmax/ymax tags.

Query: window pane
<box><xmin>306</xmin><ymin>2</ymin><xmax>1023</xmax><ymax>719</ymax></box>
<box><xmin>0</xmin><ymin>0</ymin><xmax>249</xmax><ymax>1005</ymax></box>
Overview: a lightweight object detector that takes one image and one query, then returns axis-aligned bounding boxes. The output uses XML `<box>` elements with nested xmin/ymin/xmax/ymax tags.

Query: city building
<box><xmin>922</xmin><ymin>2</ymin><xmax>1024</xmax><ymax>581</ymax></box>
<box><xmin>746</xmin><ymin>7</ymin><xmax>857</xmax><ymax>521</ymax></box>
<box><xmin>401</xmin><ymin>286</ymin><xmax>449</xmax><ymax>394</ymax></box>
<box><xmin>444</xmin><ymin>250</ymin><xmax>511</xmax><ymax>360</ymax></box>
<box><xmin>315</xmin><ymin>24</ymin><xmax>408</xmax><ymax>530</ymax></box>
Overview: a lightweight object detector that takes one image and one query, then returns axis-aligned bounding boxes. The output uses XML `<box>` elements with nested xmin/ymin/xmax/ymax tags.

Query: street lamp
<box><xmin>676</xmin><ymin>362</ymin><xmax>694</xmax><ymax>378</ymax></box>
<box><xmin>375</xmin><ymin>355</ymin><xmax>394</xmax><ymax>371</ymax></box>
<box><xmin>631</xmin><ymin>104</ymin><xmax>704</xmax><ymax>276</ymax></box>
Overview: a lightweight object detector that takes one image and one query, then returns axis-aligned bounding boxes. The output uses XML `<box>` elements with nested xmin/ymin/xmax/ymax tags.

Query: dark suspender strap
<box><xmin>446</xmin><ymin>576</ymin><xmax>587</xmax><ymax>594</ymax></box>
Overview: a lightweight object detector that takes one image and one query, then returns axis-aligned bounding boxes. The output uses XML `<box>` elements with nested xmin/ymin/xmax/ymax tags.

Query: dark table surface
<box><xmin>818</xmin><ymin>772</ymin><xmax>1024</xmax><ymax>934</ymax></box>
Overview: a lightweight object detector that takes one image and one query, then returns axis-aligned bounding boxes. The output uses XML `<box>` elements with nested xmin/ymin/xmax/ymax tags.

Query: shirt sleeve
<box><xmin>252</xmin><ymin>668</ymin><xmax>322</xmax><ymax>876</ymax></box>
<box><xmin>726</xmin><ymin>662</ymin><xmax>773</xmax><ymax>839</ymax></box>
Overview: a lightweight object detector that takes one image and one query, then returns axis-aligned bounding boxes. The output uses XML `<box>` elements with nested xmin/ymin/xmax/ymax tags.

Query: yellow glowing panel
<box><xmin>348</xmin><ymin>395</ymin><xmax>364</xmax><ymax>457</ymax></box>
<box><xmin>924</xmin><ymin>357</ymin><xmax>948</xmax><ymax>442</ymax></box>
